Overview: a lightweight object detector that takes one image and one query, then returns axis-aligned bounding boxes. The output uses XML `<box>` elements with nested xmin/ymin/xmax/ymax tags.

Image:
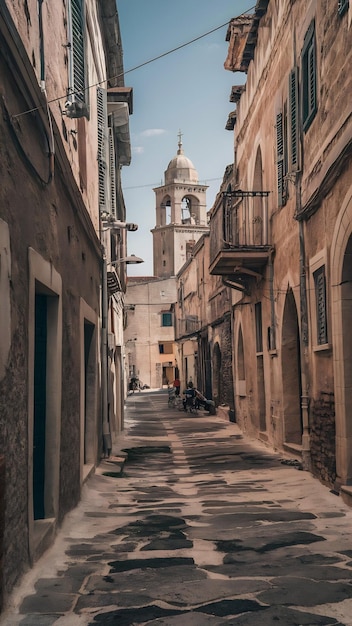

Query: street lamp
<box><xmin>107</xmin><ymin>256</ymin><xmax>144</xmax><ymax>294</ymax></box>
<box><xmin>110</xmin><ymin>255</ymin><xmax>144</xmax><ymax>266</ymax></box>
<box><xmin>101</xmin><ymin>215</ymin><xmax>138</xmax><ymax>232</ymax></box>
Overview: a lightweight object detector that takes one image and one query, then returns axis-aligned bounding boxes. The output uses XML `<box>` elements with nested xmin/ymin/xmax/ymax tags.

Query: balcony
<box><xmin>209</xmin><ymin>191</ymin><xmax>272</xmax><ymax>291</ymax></box>
<box><xmin>176</xmin><ymin>316</ymin><xmax>201</xmax><ymax>340</ymax></box>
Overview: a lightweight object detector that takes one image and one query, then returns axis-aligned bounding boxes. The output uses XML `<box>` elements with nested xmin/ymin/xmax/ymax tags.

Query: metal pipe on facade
<box><xmin>291</xmin><ymin>26</ymin><xmax>311</xmax><ymax>471</ymax></box>
<box><xmin>101</xmin><ymin>250</ymin><xmax>112</xmax><ymax>457</ymax></box>
<box><xmin>268</xmin><ymin>250</ymin><xmax>276</xmax><ymax>351</ymax></box>
<box><xmin>297</xmin><ymin>180</ymin><xmax>311</xmax><ymax>471</ymax></box>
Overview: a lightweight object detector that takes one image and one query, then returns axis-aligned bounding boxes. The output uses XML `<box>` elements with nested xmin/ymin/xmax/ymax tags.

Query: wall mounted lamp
<box><xmin>101</xmin><ymin>213</ymin><xmax>138</xmax><ymax>232</ymax></box>
<box><xmin>110</xmin><ymin>254</ymin><xmax>144</xmax><ymax>266</ymax></box>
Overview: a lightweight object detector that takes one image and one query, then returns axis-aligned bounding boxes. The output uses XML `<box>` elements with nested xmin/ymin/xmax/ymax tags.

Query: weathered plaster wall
<box><xmin>0</xmin><ymin>39</ymin><xmax>101</xmax><ymax>600</ymax></box>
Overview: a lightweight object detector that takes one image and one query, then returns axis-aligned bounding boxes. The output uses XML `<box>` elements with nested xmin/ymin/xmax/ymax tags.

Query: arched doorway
<box><xmin>331</xmin><ymin>195</ymin><xmax>352</xmax><ymax>487</ymax></box>
<box><xmin>281</xmin><ymin>288</ymin><xmax>302</xmax><ymax>444</ymax></box>
<box><xmin>339</xmin><ymin>236</ymin><xmax>352</xmax><ymax>482</ymax></box>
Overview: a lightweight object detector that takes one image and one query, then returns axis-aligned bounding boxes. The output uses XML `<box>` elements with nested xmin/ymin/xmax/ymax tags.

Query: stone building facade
<box><xmin>124</xmin><ymin>277</ymin><xmax>178</xmax><ymax>389</ymax></box>
<box><xmin>125</xmin><ymin>137</ymin><xmax>209</xmax><ymax>392</ymax></box>
<box><xmin>0</xmin><ymin>0</ymin><xmax>132</xmax><ymax>608</ymax></box>
<box><xmin>209</xmin><ymin>0</ymin><xmax>352</xmax><ymax>500</ymax></box>
<box><xmin>125</xmin><ymin>137</ymin><xmax>235</xmax><ymax>407</ymax></box>
<box><xmin>176</xmin><ymin>205</ymin><xmax>234</xmax><ymax>409</ymax></box>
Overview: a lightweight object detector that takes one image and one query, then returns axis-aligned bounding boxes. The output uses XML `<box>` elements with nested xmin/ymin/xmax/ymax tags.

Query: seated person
<box><xmin>194</xmin><ymin>389</ymin><xmax>206</xmax><ymax>409</ymax></box>
<box><xmin>183</xmin><ymin>382</ymin><xmax>196</xmax><ymax>411</ymax></box>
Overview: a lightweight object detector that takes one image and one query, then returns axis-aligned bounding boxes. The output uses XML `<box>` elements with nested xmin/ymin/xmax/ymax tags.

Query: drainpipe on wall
<box><xmin>291</xmin><ymin>26</ymin><xmax>311</xmax><ymax>471</ymax></box>
<box><xmin>101</xmin><ymin>249</ymin><xmax>112</xmax><ymax>457</ymax></box>
<box><xmin>268</xmin><ymin>250</ymin><xmax>276</xmax><ymax>351</ymax></box>
<box><xmin>297</xmin><ymin>178</ymin><xmax>311</xmax><ymax>471</ymax></box>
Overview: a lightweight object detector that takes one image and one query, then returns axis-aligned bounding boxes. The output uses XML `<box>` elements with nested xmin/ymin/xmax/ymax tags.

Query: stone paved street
<box><xmin>2</xmin><ymin>390</ymin><xmax>352</xmax><ymax>625</ymax></box>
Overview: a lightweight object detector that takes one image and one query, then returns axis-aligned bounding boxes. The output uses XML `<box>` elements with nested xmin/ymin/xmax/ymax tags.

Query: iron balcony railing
<box><xmin>210</xmin><ymin>191</ymin><xmax>271</xmax><ymax>260</ymax></box>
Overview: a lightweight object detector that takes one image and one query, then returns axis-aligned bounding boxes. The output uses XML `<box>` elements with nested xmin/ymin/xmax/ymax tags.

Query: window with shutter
<box><xmin>313</xmin><ymin>265</ymin><xmax>328</xmax><ymax>345</ymax></box>
<box><xmin>109</xmin><ymin>128</ymin><xmax>117</xmax><ymax>217</ymax></box>
<box><xmin>276</xmin><ymin>112</ymin><xmax>284</xmax><ymax>208</ymax></box>
<box><xmin>66</xmin><ymin>0</ymin><xmax>88</xmax><ymax>118</ymax></box>
<box><xmin>302</xmin><ymin>22</ymin><xmax>317</xmax><ymax>132</ymax></box>
<box><xmin>71</xmin><ymin>0</ymin><xmax>85</xmax><ymax>102</ymax></box>
<box><xmin>289</xmin><ymin>67</ymin><xmax>299</xmax><ymax>171</ymax></box>
<box><xmin>161</xmin><ymin>312</ymin><xmax>173</xmax><ymax>327</ymax></box>
<box><xmin>276</xmin><ymin>111</ymin><xmax>288</xmax><ymax>208</ymax></box>
<box><xmin>97</xmin><ymin>87</ymin><xmax>108</xmax><ymax>214</ymax></box>
<box><xmin>338</xmin><ymin>0</ymin><xmax>349</xmax><ymax>16</ymax></box>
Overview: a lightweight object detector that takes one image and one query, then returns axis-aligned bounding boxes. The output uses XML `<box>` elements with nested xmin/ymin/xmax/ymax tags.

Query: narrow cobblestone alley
<box><xmin>2</xmin><ymin>390</ymin><xmax>352</xmax><ymax>626</ymax></box>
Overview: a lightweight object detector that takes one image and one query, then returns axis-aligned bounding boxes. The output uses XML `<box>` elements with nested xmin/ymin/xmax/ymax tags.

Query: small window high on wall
<box><xmin>302</xmin><ymin>21</ymin><xmax>317</xmax><ymax>132</ymax></box>
<box><xmin>161</xmin><ymin>312</ymin><xmax>173</xmax><ymax>327</ymax></box>
<box><xmin>159</xmin><ymin>342</ymin><xmax>173</xmax><ymax>354</ymax></box>
<box><xmin>313</xmin><ymin>265</ymin><xmax>328</xmax><ymax>346</ymax></box>
<box><xmin>276</xmin><ymin>106</ymin><xmax>288</xmax><ymax>207</ymax></box>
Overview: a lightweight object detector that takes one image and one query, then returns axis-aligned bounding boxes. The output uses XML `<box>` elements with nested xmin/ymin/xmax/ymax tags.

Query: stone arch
<box><xmin>181</xmin><ymin>194</ymin><xmax>200</xmax><ymax>224</ymax></box>
<box><xmin>331</xmin><ymin>187</ymin><xmax>352</xmax><ymax>486</ymax></box>
<box><xmin>161</xmin><ymin>195</ymin><xmax>172</xmax><ymax>225</ymax></box>
<box><xmin>281</xmin><ymin>286</ymin><xmax>302</xmax><ymax>445</ymax></box>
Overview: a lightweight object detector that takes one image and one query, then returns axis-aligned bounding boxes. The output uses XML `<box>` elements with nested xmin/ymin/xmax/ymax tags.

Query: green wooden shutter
<box><xmin>289</xmin><ymin>67</ymin><xmax>299</xmax><ymax>171</ymax></box>
<box><xmin>302</xmin><ymin>22</ymin><xmax>317</xmax><ymax>131</ymax></box>
<box><xmin>276</xmin><ymin>112</ymin><xmax>284</xmax><ymax>208</ymax></box>
<box><xmin>338</xmin><ymin>0</ymin><xmax>349</xmax><ymax>16</ymax></box>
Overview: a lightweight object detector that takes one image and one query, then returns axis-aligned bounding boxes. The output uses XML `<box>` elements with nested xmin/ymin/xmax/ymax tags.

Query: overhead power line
<box><xmin>123</xmin><ymin>177</ymin><xmax>223</xmax><ymax>191</ymax></box>
<box><xmin>13</xmin><ymin>5</ymin><xmax>256</xmax><ymax>119</ymax></box>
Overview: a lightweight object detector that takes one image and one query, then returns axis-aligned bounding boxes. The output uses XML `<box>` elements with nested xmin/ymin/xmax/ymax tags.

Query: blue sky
<box><xmin>117</xmin><ymin>0</ymin><xmax>255</xmax><ymax>275</ymax></box>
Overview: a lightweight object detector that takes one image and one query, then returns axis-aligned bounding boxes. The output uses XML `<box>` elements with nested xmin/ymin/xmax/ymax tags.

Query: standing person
<box><xmin>173</xmin><ymin>377</ymin><xmax>181</xmax><ymax>396</ymax></box>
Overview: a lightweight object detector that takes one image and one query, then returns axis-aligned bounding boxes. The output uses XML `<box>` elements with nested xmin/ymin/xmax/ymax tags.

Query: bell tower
<box><xmin>152</xmin><ymin>132</ymin><xmax>209</xmax><ymax>278</ymax></box>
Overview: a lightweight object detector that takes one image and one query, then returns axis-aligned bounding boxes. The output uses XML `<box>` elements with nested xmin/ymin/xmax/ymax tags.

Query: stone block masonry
<box><xmin>310</xmin><ymin>391</ymin><xmax>336</xmax><ymax>487</ymax></box>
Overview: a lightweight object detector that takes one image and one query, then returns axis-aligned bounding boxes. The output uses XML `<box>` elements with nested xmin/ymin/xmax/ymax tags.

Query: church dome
<box><xmin>164</xmin><ymin>135</ymin><xmax>199</xmax><ymax>184</ymax></box>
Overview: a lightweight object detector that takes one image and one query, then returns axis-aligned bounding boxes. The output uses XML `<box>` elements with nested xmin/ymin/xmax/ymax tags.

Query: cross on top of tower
<box><xmin>177</xmin><ymin>129</ymin><xmax>184</xmax><ymax>155</ymax></box>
